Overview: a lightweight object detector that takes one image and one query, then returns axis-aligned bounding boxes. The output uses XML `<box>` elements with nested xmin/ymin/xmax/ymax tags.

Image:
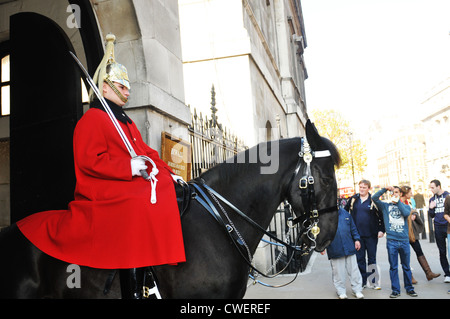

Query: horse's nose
<box><xmin>315</xmin><ymin>239</ymin><xmax>332</xmax><ymax>252</ymax></box>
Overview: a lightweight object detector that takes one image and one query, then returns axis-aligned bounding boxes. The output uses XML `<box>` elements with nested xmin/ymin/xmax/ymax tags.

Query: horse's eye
<box><xmin>321</xmin><ymin>178</ymin><xmax>333</xmax><ymax>187</ymax></box>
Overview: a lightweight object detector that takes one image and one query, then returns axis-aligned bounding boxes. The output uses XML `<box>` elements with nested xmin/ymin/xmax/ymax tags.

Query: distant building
<box><xmin>371</xmin><ymin>78</ymin><xmax>450</xmax><ymax>192</ymax></box>
<box><xmin>376</xmin><ymin>124</ymin><xmax>427</xmax><ymax>191</ymax></box>
<box><xmin>421</xmin><ymin>78</ymin><xmax>450</xmax><ymax>190</ymax></box>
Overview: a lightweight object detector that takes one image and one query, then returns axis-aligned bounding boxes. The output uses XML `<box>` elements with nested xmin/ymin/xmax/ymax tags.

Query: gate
<box><xmin>188</xmin><ymin>85</ymin><xmax>246</xmax><ymax>179</ymax></box>
<box><xmin>265</xmin><ymin>202</ymin><xmax>312</xmax><ymax>275</ymax></box>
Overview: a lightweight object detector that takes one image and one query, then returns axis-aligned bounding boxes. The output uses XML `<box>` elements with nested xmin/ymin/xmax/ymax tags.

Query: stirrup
<box><xmin>142</xmin><ymin>285</ymin><xmax>162</xmax><ymax>299</ymax></box>
<box><xmin>142</xmin><ymin>268</ymin><xmax>162</xmax><ymax>299</ymax></box>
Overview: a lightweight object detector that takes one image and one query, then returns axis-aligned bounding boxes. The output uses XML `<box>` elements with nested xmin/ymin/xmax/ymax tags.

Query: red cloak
<box><xmin>17</xmin><ymin>108</ymin><xmax>186</xmax><ymax>269</ymax></box>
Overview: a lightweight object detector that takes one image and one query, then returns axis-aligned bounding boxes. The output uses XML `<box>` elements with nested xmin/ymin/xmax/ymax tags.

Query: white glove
<box><xmin>172</xmin><ymin>174</ymin><xmax>185</xmax><ymax>184</ymax></box>
<box><xmin>131</xmin><ymin>158</ymin><xmax>148</xmax><ymax>176</ymax></box>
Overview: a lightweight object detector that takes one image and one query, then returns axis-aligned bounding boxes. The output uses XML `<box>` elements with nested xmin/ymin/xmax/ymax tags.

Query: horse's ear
<box><xmin>306</xmin><ymin>119</ymin><xmax>327</xmax><ymax>151</ymax></box>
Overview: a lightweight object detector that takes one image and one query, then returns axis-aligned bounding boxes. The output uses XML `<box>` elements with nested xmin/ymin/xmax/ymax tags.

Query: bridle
<box><xmin>288</xmin><ymin>137</ymin><xmax>338</xmax><ymax>244</ymax></box>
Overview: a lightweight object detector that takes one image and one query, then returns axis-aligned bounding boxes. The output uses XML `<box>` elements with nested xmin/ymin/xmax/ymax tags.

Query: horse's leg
<box><xmin>0</xmin><ymin>224</ymin><xmax>121</xmax><ymax>299</ymax></box>
<box><xmin>0</xmin><ymin>224</ymin><xmax>41</xmax><ymax>298</ymax></box>
<box><xmin>36</xmin><ymin>255</ymin><xmax>121</xmax><ymax>298</ymax></box>
<box><xmin>153</xmin><ymin>201</ymin><xmax>250</xmax><ymax>298</ymax></box>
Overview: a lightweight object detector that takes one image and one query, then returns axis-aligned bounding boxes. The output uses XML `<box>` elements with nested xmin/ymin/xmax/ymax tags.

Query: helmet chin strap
<box><xmin>105</xmin><ymin>78</ymin><xmax>128</xmax><ymax>103</ymax></box>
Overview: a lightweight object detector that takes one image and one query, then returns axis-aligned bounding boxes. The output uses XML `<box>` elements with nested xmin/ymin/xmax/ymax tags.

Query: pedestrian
<box><xmin>16</xmin><ymin>34</ymin><xmax>186</xmax><ymax>299</ymax></box>
<box><xmin>413</xmin><ymin>189</ymin><xmax>426</xmax><ymax>210</ymax></box>
<box><xmin>400</xmin><ymin>186</ymin><xmax>440</xmax><ymax>283</ymax></box>
<box><xmin>413</xmin><ymin>188</ymin><xmax>426</xmax><ymax>237</ymax></box>
<box><xmin>443</xmin><ymin>194</ymin><xmax>450</xmax><ymax>295</ymax></box>
<box><xmin>373</xmin><ymin>186</ymin><xmax>418</xmax><ymax>298</ymax></box>
<box><xmin>344</xmin><ymin>180</ymin><xmax>385</xmax><ymax>290</ymax></box>
<box><xmin>322</xmin><ymin>207</ymin><xmax>364</xmax><ymax>299</ymax></box>
<box><xmin>428</xmin><ymin>179</ymin><xmax>450</xmax><ymax>282</ymax></box>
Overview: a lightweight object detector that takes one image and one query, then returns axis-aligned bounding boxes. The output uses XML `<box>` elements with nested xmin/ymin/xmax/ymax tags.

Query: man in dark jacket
<box><xmin>428</xmin><ymin>179</ymin><xmax>450</xmax><ymax>282</ymax></box>
<box><xmin>344</xmin><ymin>180</ymin><xmax>385</xmax><ymax>289</ymax></box>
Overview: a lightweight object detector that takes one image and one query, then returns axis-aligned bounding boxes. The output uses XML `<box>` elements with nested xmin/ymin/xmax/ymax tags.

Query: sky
<box><xmin>301</xmin><ymin>0</ymin><xmax>450</xmax><ymax>136</ymax></box>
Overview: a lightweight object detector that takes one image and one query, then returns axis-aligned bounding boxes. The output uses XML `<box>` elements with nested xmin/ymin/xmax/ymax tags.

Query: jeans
<box><xmin>434</xmin><ymin>225</ymin><xmax>450</xmax><ymax>276</ymax></box>
<box><xmin>447</xmin><ymin>234</ymin><xmax>450</xmax><ymax>270</ymax></box>
<box><xmin>386</xmin><ymin>239</ymin><xmax>413</xmax><ymax>293</ymax></box>
<box><xmin>356</xmin><ymin>236</ymin><xmax>378</xmax><ymax>285</ymax></box>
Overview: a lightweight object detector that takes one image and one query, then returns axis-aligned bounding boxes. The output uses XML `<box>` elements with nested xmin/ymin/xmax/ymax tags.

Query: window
<box><xmin>0</xmin><ymin>53</ymin><xmax>10</xmax><ymax>116</ymax></box>
<box><xmin>81</xmin><ymin>78</ymin><xmax>89</xmax><ymax>104</ymax></box>
<box><xmin>0</xmin><ymin>51</ymin><xmax>88</xmax><ymax>115</ymax></box>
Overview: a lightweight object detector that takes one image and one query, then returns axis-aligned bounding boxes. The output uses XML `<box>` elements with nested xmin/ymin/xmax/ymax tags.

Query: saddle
<box><xmin>175</xmin><ymin>180</ymin><xmax>193</xmax><ymax>217</ymax></box>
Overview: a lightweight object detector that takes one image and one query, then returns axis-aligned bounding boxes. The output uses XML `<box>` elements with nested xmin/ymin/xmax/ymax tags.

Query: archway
<box><xmin>9</xmin><ymin>12</ymin><xmax>82</xmax><ymax>223</ymax></box>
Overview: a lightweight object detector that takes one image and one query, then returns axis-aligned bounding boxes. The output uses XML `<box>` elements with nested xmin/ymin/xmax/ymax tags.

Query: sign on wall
<box><xmin>161</xmin><ymin>132</ymin><xmax>191</xmax><ymax>181</ymax></box>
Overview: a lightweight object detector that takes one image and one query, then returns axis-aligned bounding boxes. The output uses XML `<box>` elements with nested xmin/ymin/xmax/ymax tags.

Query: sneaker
<box><xmin>407</xmin><ymin>290</ymin><xmax>418</xmax><ymax>297</ymax></box>
<box><xmin>338</xmin><ymin>294</ymin><xmax>348</xmax><ymax>299</ymax></box>
<box><xmin>390</xmin><ymin>291</ymin><xmax>401</xmax><ymax>298</ymax></box>
<box><xmin>444</xmin><ymin>276</ymin><xmax>450</xmax><ymax>283</ymax></box>
<box><xmin>365</xmin><ymin>283</ymin><xmax>381</xmax><ymax>290</ymax></box>
<box><xmin>353</xmin><ymin>291</ymin><xmax>364</xmax><ymax>299</ymax></box>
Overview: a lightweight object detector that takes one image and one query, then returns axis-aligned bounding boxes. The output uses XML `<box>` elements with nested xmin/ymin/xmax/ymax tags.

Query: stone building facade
<box><xmin>179</xmin><ymin>0</ymin><xmax>309</xmax><ymax>146</ymax></box>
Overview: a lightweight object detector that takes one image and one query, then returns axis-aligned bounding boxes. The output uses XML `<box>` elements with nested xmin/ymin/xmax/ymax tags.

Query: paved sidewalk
<box><xmin>244</xmin><ymin>236</ymin><xmax>450</xmax><ymax>299</ymax></box>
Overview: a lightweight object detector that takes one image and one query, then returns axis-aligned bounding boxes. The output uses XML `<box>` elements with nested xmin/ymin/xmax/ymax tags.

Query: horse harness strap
<box><xmin>190</xmin><ymin>182</ymin><xmax>308</xmax><ymax>278</ymax></box>
<box><xmin>191</xmin><ymin>182</ymin><xmax>301</xmax><ymax>253</ymax></box>
<box><xmin>177</xmin><ymin>180</ymin><xmax>306</xmax><ymax>254</ymax></box>
<box><xmin>191</xmin><ymin>183</ymin><xmax>251</xmax><ymax>258</ymax></box>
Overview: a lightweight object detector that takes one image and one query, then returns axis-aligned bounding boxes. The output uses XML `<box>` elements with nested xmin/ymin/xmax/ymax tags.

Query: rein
<box><xmin>189</xmin><ymin>181</ymin><xmax>305</xmax><ymax>280</ymax></box>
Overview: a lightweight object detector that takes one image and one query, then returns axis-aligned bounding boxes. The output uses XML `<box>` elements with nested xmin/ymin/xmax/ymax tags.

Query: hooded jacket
<box><xmin>326</xmin><ymin>208</ymin><xmax>361</xmax><ymax>259</ymax></box>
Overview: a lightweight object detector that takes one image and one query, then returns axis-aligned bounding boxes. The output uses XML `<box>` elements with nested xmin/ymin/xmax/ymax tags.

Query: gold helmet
<box><xmin>90</xmin><ymin>34</ymin><xmax>130</xmax><ymax>102</ymax></box>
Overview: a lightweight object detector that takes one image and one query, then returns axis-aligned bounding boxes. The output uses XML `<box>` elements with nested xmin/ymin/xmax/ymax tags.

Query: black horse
<box><xmin>0</xmin><ymin>120</ymin><xmax>340</xmax><ymax>298</ymax></box>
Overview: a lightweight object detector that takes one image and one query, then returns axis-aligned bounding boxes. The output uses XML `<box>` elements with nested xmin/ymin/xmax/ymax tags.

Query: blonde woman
<box><xmin>400</xmin><ymin>186</ymin><xmax>440</xmax><ymax>282</ymax></box>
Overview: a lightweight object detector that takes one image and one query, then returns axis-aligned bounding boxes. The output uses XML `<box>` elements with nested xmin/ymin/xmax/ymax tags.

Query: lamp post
<box><xmin>348</xmin><ymin>132</ymin><xmax>356</xmax><ymax>192</ymax></box>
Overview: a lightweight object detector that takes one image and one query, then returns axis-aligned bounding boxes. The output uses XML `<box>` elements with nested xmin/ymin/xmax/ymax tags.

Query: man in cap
<box><xmin>17</xmin><ymin>34</ymin><xmax>186</xmax><ymax>299</ymax></box>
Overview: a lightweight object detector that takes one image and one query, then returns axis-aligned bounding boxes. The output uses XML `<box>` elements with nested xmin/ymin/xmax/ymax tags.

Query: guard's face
<box><xmin>102</xmin><ymin>81</ymin><xmax>130</xmax><ymax>107</ymax></box>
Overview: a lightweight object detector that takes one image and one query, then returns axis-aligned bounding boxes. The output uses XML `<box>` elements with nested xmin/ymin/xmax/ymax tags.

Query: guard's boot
<box><xmin>418</xmin><ymin>255</ymin><xmax>441</xmax><ymax>281</ymax></box>
<box><xmin>120</xmin><ymin>268</ymin><xmax>145</xmax><ymax>299</ymax></box>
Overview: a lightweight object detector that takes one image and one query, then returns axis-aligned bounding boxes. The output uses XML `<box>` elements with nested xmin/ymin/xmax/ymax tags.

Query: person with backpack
<box><xmin>344</xmin><ymin>180</ymin><xmax>385</xmax><ymax>289</ymax></box>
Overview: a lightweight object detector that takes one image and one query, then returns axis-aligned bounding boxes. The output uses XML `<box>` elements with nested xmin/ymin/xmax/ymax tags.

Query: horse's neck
<box><xmin>202</xmin><ymin>141</ymin><xmax>300</xmax><ymax>251</ymax></box>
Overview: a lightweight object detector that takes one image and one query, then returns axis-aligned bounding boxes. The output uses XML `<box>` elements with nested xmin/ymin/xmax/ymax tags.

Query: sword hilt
<box><xmin>140</xmin><ymin>169</ymin><xmax>149</xmax><ymax>180</ymax></box>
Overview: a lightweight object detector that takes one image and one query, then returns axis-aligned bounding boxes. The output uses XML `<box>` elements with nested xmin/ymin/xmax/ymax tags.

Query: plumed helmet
<box><xmin>90</xmin><ymin>34</ymin><xmax>130</xmax><ymax>101</ymax></box>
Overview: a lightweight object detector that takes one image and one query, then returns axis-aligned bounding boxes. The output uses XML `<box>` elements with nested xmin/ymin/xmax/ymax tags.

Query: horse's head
<box><xmin>287</xmin><ymin>120</ymin><xmax>341</xmax><ymax>252</ymax></box>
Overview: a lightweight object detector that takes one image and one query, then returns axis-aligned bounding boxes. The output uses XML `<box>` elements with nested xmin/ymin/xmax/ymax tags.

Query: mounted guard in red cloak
<box><xmin>16</xmin><ymin>34</ymin><xmax>186</xmax><ymax>298</ymax></box>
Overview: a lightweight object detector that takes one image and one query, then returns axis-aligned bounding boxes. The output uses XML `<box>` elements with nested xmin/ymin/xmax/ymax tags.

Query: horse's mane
<box><xmin>198</xmin><ymin>137</ymin><xmax>341</xmax><ymax>184</ymax></box>
<box><xmin>198</xmin><ymin>138</ymin><xmax>295</xmax><ymax>184</ymax></box>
